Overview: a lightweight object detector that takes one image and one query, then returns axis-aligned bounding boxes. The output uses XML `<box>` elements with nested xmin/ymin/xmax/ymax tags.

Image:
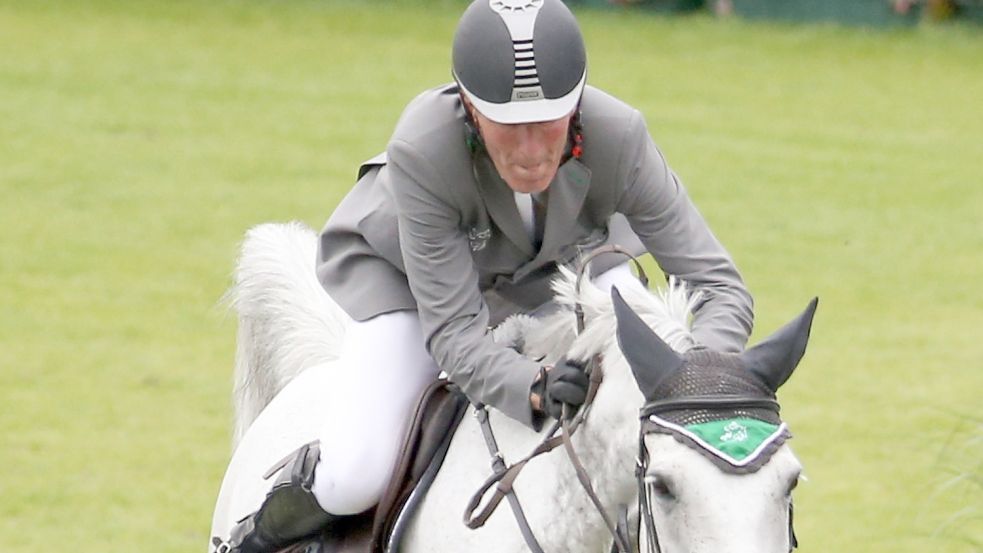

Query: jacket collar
<box><xmin>473</xmin><ymin>154</ymin><xmax>592</xmax><ymax>268</ymax></box>
<box><xmin>473</xmin><ymin>155</ymin><xmax>535</xmax><ymax>256</ymax></box>
<box><xmin>536</xmin><ymin>157</ymin><xmax>591</xmax><ymax>265</ymax></box>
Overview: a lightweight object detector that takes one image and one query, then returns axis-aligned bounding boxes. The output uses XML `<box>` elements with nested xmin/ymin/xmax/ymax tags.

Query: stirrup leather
<box><xmin>222</xmin><ymin>441</ymin><xmax>336</xmax><ymax>553</ymax></box>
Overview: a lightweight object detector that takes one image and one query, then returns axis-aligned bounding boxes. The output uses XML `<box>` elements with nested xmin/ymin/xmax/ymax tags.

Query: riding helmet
<box><xmin>452</xmin><ymin>0</ymin><xmax>587</xmax><ymax>124</ymax></box>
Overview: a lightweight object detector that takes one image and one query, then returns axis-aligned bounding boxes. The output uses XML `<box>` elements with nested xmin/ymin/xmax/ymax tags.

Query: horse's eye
<box><xmin>785</xmin><ymin>473</ymin><xmax>801</xmax><ymax>496</ymax></box>
<box><xmin>645</xmin><ymin>475</ymin><xmax>676</xmax><ymax>501</ymax></box>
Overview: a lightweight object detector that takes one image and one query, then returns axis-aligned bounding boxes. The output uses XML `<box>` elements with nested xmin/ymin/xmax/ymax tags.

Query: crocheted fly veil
<box><xmin>641</xmin><ymin>351</ymin><xmax>790</xmax><ymax>474</ymax></box>
<box><xmin>612</xmin><ymin>288</ymin><xmax>818</xmax><ymax>474</ymax></box>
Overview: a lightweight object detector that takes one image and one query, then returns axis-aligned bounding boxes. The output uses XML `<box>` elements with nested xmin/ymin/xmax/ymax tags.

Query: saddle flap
<box><xmin>372</xmin><ymin>379</ymin><xmax>467</xmax><ymax>550</ymax></box>
<box><xmin>284</xmin><ymin>379</ymin><xmax>466</xmax><ymax>553</ymax></box>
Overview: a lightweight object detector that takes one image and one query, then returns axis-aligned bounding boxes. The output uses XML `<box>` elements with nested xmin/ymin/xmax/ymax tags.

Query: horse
<box><xmin>209</xmin><ymin>221</ymin><xmax>816</xmax><ymax>553</ymax></box>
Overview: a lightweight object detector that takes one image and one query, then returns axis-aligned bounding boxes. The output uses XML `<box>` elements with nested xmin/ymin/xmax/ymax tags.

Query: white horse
<box><xmin>210</xmin><ymin>222</ymin><xmax>816</xmax><ymax>553</ymax></box>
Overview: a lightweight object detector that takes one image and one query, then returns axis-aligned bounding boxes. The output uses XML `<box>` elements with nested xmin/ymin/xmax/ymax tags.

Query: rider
<box><xmin>226</xmin><ymin>0</ymin><xmax>753</xmax><ymax>550</ymax></box>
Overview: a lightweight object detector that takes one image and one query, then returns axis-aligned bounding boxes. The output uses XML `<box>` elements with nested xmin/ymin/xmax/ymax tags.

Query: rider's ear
<box><xmin>741</xmin><ymin>298</ymin><xmax>819</xmax><ymax>392</ymax></box>
<box><xmin>612</xmin><ymin>287</ymin><xmax>684</xmax><ymax>402</ymax></box>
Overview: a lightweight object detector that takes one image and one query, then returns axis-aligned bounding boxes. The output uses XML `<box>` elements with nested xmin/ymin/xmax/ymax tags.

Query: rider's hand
<box><xmin>537</xmin><ymin>359</ymin><xmax>589</xmax><ymax>421</ymax></box>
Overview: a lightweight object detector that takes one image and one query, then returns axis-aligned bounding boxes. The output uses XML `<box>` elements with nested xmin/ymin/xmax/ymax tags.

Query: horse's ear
<box><xmin>612</xmin><ymin>287</ymin><xmax>684</xmax><ymax>402</ymax></box>
<box><xmin>742</xmin><ymin>297</ymin><xmax>819</xmax><ymax>392</ymax></box>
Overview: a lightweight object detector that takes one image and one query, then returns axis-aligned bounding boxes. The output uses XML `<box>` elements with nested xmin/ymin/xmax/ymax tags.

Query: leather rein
<box><xmin>464</xmin><ymin>246</ymin><xmax>646</xmax><ymax>553</ymax></box>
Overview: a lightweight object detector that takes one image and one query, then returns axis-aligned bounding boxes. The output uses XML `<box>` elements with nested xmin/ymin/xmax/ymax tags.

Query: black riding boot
<box><xmin>224</xmin><ymin>441</ymin><xmax>337</xmax><ymax>553</ymax></box>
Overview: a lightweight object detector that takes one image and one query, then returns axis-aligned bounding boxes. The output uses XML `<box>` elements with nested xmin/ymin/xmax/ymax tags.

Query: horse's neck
<box><xmin>486</xmin><ymin>278</ymin><xmax>693</xmax><ymax>546</ymax></box>
<box><xmin>500</xmin><ymin>307</ymin><xmax>653</xmax><ymax>500</ymax></box>
<box><xmin>568</xmin><ymin>344</ymin><xmax>645</xmax><ymax>494</ymax></box>
<box><xmin>525</xmin><ymin>346</ymin><xmax>642</xmax><ymax>546</ymax></box>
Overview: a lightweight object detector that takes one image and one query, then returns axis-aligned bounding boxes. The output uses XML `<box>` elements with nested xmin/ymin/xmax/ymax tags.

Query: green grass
<box><xmin>1</xmin><ymin>1</ymin><xmax>981</xmax><ymax>551</ymax></box>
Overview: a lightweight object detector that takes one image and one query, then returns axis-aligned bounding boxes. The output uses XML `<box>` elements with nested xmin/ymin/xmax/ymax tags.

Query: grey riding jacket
<box><xmin>317</xmin><ymin>84</ymin><xmax>753</xmax><ymax>428</ymax></box>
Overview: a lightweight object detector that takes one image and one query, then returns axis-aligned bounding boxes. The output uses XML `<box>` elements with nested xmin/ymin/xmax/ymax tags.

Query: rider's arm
<box><xmin>388</xmin><ymin>138</ymin><xmax>546</xmax><ymax>429</ymax></box>
<box><xmin>614</xmin><ymin>110</ymin><xmax>754</xmax><ymax>352</ymax></box>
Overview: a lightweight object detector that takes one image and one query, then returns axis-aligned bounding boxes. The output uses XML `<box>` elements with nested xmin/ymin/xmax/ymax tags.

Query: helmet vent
<box><xmin>512</xmin><ymin>40</ymin><xmax>541</xmax><ymax>90</ymax></box>
<box><xmin>490</xmin><ymin>0</ymin><xmax>543</xmax><ymax>13</ymax></box>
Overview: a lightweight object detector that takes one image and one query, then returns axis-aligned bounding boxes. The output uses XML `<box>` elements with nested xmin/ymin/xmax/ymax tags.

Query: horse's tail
<box><xmin>226</xmin><ymin>222</ymin><xmax>348</xmax><ymax>446</ymax></box>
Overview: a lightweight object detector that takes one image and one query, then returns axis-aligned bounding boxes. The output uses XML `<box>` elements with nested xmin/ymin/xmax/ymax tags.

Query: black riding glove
<box><xmin>538</xmin><ymin>359</ymin><xmax>589</xmax><ymax>421</ymax></box>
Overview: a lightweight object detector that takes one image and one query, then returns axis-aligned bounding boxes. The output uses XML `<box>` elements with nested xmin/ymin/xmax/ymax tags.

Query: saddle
<box><xmin>280</xmin><ymin>379</ymin><xmax>467</xmax><ymax>553</ymax></box>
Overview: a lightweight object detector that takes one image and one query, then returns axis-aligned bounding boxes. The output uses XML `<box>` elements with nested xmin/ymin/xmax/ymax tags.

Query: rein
<box><xmin>464</xmin><ymin>246</ymin><xmax>646</xmax><ymax>553</ymax></box>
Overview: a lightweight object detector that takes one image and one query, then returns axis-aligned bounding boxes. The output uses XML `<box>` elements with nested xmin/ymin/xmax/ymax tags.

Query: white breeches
<box><xmin>310</xmin><ymin>262</ymin><xmax>646</xmax><ymax>515</ymax></box>
<box><xmin>311</xmin><ymin>310</ymin><xmax>440</xmax><ymax>515</ymax></box>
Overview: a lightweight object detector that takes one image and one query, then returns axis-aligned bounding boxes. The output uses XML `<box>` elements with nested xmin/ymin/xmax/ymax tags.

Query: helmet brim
<box><xmin>457</xmin><ymin>72</ymin><xmax>586</xmax><ymax>125</ymax></box>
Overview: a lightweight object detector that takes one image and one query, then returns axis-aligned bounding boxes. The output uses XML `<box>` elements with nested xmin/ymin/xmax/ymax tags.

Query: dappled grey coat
<box><xmin>316</xmin><ymin>84</ymin><xmax>753</xmax><ymax>428</ymax></box>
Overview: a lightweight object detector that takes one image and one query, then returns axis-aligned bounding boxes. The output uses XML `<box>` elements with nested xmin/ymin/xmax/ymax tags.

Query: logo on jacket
<box><xmin>468</xmin><ymin>227</ymin><xmax>492</xmax><ymax>252</ymax></box>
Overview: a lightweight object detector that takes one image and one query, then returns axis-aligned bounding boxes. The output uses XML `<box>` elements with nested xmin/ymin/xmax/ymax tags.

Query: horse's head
<box><xmin>613</xmin><ymin>288</ymin><xmax>818</xmax><ymax>553</ymax></box>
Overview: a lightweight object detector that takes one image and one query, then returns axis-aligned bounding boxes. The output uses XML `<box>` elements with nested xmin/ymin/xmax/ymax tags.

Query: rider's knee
<box><xmin>311</xmin><ymin>440</ymin><xmax>396</xmax><ymax>515</ymax></box>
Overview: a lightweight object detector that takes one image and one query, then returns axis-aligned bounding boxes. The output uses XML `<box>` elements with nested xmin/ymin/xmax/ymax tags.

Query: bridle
<box><xmin>635</xmin><ymin>395</ymin><xmax>798</xmax><ymax>553</ymax></box>
<box><xmin>465</xmin><ymin>247</ymin><xmax>798</xmax><ymax>553</ymax></box>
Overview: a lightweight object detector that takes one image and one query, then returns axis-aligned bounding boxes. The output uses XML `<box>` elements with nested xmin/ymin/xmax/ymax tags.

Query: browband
<box><xmin>639</xmin><ymin>395</ymin><xmax>780</xmax><ymax>419</ymax></box>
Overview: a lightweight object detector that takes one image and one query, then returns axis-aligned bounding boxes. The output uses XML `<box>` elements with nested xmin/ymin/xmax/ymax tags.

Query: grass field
<box><xmin>1</xmin><ymin>1</ymin><xmax>981</xmax><ymax>551</ymax></box>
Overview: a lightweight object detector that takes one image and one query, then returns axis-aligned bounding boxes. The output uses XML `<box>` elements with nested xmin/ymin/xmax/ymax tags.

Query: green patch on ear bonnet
<box><xmin>648</xmin><ymin>416</ymin><xmax>789</xmax><ymax>469</ymax></box>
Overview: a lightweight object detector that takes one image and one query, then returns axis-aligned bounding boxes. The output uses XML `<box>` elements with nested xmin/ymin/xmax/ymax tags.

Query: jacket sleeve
<box><xmin>614</xmin><ymin>111</ymin><xmax>754</xmax><ymax>352</ymax></box>
<box><xmin>387</xmin><ymin>139</ymin><xmax>543</xmax><ymax>428</ymax></box>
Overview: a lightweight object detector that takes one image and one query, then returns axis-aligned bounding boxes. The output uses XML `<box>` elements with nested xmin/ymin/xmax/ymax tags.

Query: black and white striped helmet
<box><xmin>452</xmin><ymin>0</ymin><xmax>587</xmax><ymax>124</ymax></box>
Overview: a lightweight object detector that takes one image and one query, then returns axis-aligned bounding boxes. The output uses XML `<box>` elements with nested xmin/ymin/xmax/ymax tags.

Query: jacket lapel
<box><xmin>473</xmin><ymin>155</ymin><xmax>536</xmax><ymax>257</ymax></box>
<box><xmin>534</xmin><ymin>158</ymin><xmax>591</xmax><ymax>265</ymax></box>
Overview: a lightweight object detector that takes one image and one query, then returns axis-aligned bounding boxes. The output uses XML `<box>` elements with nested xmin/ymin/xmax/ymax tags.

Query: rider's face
<box><xmin>470</xmin><ymin>106</ymin><xmax>571</xmax><ymax>195</ymax></box>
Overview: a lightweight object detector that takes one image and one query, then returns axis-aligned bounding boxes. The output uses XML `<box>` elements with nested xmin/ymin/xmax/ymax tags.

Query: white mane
<box><xmin>493</xmin><ymin>265</ymin><xmax>701</xmax><ymax>365</ymax></box>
